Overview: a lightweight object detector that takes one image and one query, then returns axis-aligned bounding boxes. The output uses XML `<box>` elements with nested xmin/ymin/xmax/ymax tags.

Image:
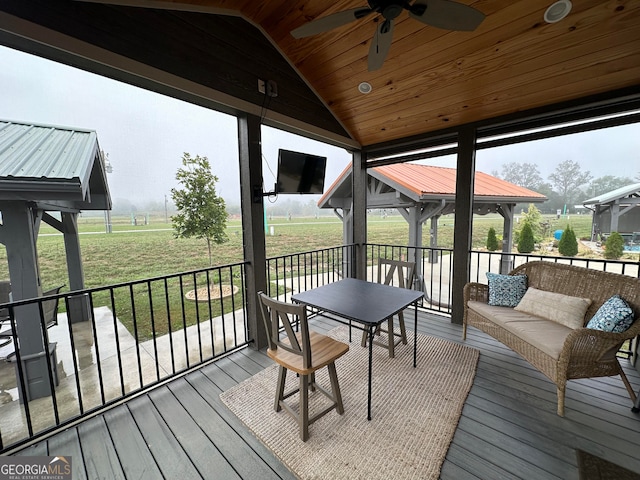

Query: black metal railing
<box><xmin>365</xmin><ymin>243</ymin><xmax>454</xmax><ymax>315</ymax></box>
<box><xmin>0</xmin><ymin>262</ymin><xmax>248</xmax><ymax>453</ymax></box>
<box><xmin>265</xmin><ymin>244</ymin><xmax>355</xmax><ymax>300</ymax></box>
<box><xmin>0</xmin><ymin>243</ymin><xmax>637</xmax><ymax>452</ymax></box>
<box><xmin>366</xmin><ymin>245</ymin><xmax>640</xmax><ymax>313</ymax></box>
<box><xmin>467</xmin><ymin>250</ymin><xmax>640</xmax><ymax>281</ymax></box>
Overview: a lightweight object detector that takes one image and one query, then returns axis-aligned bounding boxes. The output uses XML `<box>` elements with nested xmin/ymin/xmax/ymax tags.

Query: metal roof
<box><xmin>0</xmin><ymin>119</ymin><xmax>110</xmax><ymax>210</ymax></box>
<box><xmin>319</xmin><ymin>163</ymin><xmax>547</xmax><ymax>209</ymax></box>
<box><xmin>582</xmin><ymin>183</ymin><xmax>640</xmax><ymax>206</ymax></box>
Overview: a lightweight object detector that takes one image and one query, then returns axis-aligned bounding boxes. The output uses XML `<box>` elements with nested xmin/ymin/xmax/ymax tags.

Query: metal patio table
<box><xmin>292</xmin><ymin>278</ymin><xmax>424</xmax><ymax>420</ymax></box>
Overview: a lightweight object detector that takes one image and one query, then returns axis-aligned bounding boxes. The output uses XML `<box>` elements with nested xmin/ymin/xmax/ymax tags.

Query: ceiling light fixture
<box><xmin>544</xmin><ymin>0</ymin><xmax>572</xmax><ymax>23</ymax></box>
<box><xmin>358</xmin><ymin>82</ymin><xmax>372</xmax><ymax>94</ymax></box>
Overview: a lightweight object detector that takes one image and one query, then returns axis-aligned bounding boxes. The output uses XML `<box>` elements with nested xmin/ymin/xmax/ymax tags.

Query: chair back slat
<box><xmin>377</xmin><ymin>258</ymin><xmax>416</xmax><ymax>289</ymax></box>
<box><xmin>258</xmin><ymin>292</ymin><xmax>312</xmax><ymax>369</ymax></box>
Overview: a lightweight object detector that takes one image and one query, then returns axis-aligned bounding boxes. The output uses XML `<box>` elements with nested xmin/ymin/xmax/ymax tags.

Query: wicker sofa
<box><xmin>463</xmin><ymin>261</ymin><xmax>640</xmax><ymax>416</ymax></box>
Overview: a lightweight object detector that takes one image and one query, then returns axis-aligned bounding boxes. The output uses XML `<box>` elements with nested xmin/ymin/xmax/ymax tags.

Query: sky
<box><xmin>1</xmin><ymin>45</ymin><xmax>638</xmax><ymax>208</ymax></box>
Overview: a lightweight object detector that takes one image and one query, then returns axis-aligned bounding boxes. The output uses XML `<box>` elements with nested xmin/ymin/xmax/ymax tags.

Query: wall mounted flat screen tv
<box><xmin>276</xmin><ymin>149</ymin><xmax>327</xmax><ymax>194</ymax></box>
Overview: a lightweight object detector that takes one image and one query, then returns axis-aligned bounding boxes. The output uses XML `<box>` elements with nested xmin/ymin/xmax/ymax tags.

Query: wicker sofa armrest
<box><xmin>463</xmin><ymin>282</ymin><xmax>489</xmax><ymax>304</ymax></box>
<box><xmin>558</xmin><ymin>319</ymin><xmax>640</xmax><ymax>372</ymax></box>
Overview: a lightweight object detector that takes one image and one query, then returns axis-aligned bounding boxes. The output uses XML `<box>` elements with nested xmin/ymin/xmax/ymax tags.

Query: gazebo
<box><xmin>319</xmin><ymin>163</ymin><xmax>547</xmax><ymax>274</ymax></box>
<box><xmin>583</xmin><ymin>183</ymin><xmax>640</xmax><ymax>244</ymax></box>
<box><xmin>0</xmin><ymin>119</ymin><xmax>111</xmax><ymax>400</ymax></box>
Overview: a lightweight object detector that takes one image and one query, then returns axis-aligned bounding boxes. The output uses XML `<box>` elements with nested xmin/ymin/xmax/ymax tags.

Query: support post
<box><xmin>451</xmin><ymin>127</ymin><xmax>476</xmax><ymax>325</ymax></box>
<box><xmin>352</xmin><ymin>150</ymin><xmax>367</xmax><ymax>280</ymax></box>
<box><xmin>407</xmin><ymin>205</ymin><xmax>423</xmax><ymax>288</ymax></box>
<box><xmin>1</xmin><ymin>202</ymin><xmax>53</xmax><ymax>400</ymax></box>
<box><xmin>499</xmin><ymin>204</ymin><xmax>515</xmax><ymax>274</ymax></box>
<box><xmin>62</xmin><ymin>212</ymin><xmax>90</xmax><ymax>323</ymax></box>
<box><xmin>238</xmin><ymin>113</ymin><xmax>268</xmax><ymax>349</ymax></box>
<box><xmin>611</xmin><ymin>200</ymin><xmax>620</xmax><ymax>233</ymax></box>
<box><xmin>429</xmin><ymin>216</ymin><xmax>439</xmax><ymax>264</ymax></box>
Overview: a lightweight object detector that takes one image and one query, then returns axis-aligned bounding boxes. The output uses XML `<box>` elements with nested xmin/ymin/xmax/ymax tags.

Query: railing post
<box><xmin>238</xmin><ymin>113</ymin><xmax>268</xmax><ymax>349</ymax></box>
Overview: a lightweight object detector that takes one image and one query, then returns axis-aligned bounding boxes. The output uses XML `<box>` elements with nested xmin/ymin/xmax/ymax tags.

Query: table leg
<box><xmin>367</xmin><ymin>325</ymin><xmax>374</xmax><ymax>421</ymax></box>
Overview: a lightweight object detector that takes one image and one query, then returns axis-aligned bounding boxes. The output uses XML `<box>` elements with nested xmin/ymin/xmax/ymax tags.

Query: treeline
<box><xmin>492</xmin><ymin>159</ymin><xmax>639</xmax><ymax>214</ymax></box>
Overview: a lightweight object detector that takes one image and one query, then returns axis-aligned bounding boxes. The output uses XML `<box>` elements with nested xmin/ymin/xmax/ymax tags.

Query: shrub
<box><xmin>558</xmin><ymin>225</ymin><xmax>578</xmax><ymax>257</ymax></box>
<box><xmin>517</xmin><ymin>222</ymin><xmax>535</xmax><ymax>253</ymax></box>
<box><xmin>604</xmin><ymin>232</ymin><xmax>625</xmax><ymax>259</ymax></box>
<box><xmin>486</xmin><ymin>227</ymin><xmax>499</xmax><ymax>251</ymax></box>
<box><xmin>522</xmin><ymin>204</ymin><xmax>543</xmax><ymax>242</ymax></box>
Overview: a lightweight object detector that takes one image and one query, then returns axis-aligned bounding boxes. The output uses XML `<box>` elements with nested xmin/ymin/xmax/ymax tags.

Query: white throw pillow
<box><xmin>514</xmin><ymin>287</ymin><xmax>592</xmax><ymax>329</ymax></box>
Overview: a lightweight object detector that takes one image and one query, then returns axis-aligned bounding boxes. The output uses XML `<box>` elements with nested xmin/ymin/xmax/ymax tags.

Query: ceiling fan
<box><xmin>291</xmin><ymin>0</ymin><xmax>485</xmax><ymax>72</ymax></box>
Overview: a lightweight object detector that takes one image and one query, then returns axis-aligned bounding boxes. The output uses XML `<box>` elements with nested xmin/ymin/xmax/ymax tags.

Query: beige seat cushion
<box><xmin>514</xmin><ymin>287</ymin><xmax>591</xmax><ymax>329</ymax></box>
<box><xmin>500</xmin><ymin>318</ymin><xmax>573</xmax><ymax>360</ymax></box>
<box><xmin>467</xmin><ymin>300</ymin><xmax>573</xmax><ymax>359</ymax></box>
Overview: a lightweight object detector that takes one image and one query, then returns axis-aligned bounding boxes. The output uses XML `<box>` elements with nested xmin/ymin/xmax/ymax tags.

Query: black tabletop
<box><xmin>292</xmin><ymin>278</ymin><xmax>423</xmax><ymax>326</ymax></box>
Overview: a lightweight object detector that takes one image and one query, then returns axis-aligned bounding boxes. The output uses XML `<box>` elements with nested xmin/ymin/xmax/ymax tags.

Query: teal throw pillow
<box><xmin>486</xmin><ymin>272</ymin><xmax>528</xmax><ymax>308</ymax></box>
<box><xmin>586</xmin><ymin>295</ymin><xmax>634</xmax><ymax>333</ymax></box>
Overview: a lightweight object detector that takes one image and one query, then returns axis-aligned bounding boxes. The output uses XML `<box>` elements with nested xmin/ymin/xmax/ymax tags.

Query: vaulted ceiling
<box><xmin>0</xmin><ymin>0</ymin><xmax>639</xmax><ymax>150</ymax></box>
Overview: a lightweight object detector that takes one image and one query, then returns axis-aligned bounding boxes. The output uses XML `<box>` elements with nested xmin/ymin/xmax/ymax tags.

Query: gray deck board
<box><xmin>127</xmin><ymin>392</ymin><xmax>204</xmax><ymax>480</ymax></box>
<box><xmin>76</xmin><ymin>415</ymin><xmax>126</xmax><ymax>480</ymax></box>
<box><xmin>102</xmin><ymin>405</ymin><xmax>164</xmax><ymax>480</ymax></box>
<box><xmin>10</xmin><ymin>310</ymin><xmax>640</xmax><ymax>479</ymax></box>
<box><xmin>167</xmin><ymin>377</ymin><xmax>286</xmax><ymax>480</ymax></box>
<box><xmin>46</xmin><ymin>427</ymin><xmax>87</xmax><ymax>480</ymax></box>
<box><xmin>147</xmin><ymin>385</ymin><xmax>242</xmax><ymax>479</ymax></box>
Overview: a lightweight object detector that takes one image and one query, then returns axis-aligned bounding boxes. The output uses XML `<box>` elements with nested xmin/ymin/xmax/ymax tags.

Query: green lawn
<box><xmin>1</xmin><ymin>212</ymin><xmax>604</xmax><ymax>289</ymax></box>
<box><xmin>0</xmin><ymin>212</ymin><xmax>618</xmax><ymax>340</ymax></box>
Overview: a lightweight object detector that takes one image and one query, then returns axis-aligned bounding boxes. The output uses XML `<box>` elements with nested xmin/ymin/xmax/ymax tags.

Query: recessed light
<box><xmin>358</xmin><ymin>82</ymin><xmax>372</xmax><ymax>94</ymax></box>
<box><xmin>544</xmin><ymin>0</ymin><xmax>572</xmax><ymax>23</ymax></box>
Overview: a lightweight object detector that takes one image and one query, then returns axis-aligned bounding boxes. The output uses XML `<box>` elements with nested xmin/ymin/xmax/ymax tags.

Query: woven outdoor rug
<box><xmin>220</xmin><ymin>326</ymin><xmax>479</xmax><ymax>480</ymax></box>
<box><xmin>577</xmin><ymin>450</ymin><xmax>640</xmax><ymax>480</ymax></box>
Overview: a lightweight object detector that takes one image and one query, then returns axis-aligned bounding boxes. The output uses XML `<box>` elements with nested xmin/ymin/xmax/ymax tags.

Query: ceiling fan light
<box><xmin>358</xmin><ymin>82</ymin><xmax>372</xmax><ymax>94</ymax></box>
<box><xmin>544</xmin><ymin>0</ymin><xmax>572</xmax><ymax>23</ymax></box>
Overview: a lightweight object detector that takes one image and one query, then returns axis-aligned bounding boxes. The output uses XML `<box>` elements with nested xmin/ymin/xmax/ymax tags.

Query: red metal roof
<box><xmin>376</xmin><ymin>163</ymin><xmax>546</xmax><ymax>198</ymax></box>
<box><xmin>319</xmin><ymin>163</ymin><xmax>546</xmax><ymax>205</ymax></box>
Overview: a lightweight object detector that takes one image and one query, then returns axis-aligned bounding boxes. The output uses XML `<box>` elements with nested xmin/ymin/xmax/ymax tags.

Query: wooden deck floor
<box><xmin>11</xmin><ymin>311</ymin><xmax>640</xmax><ymax>480</ymax></box>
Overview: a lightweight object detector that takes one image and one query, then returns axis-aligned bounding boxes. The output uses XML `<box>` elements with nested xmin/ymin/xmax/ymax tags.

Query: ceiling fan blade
<box><xmin>368</xmin><ymin>19</ymin><xmax>395</xmax><ymax>72</ymax></box>
<box><xmin>291</xmin><ymin>7</ymin><xmax>373</xmax><ymax>39</ymax></box>
<box><xmin>409</xmin><ymin>0</ymin><xmax>485</xmax><ymax>31</ymax></box>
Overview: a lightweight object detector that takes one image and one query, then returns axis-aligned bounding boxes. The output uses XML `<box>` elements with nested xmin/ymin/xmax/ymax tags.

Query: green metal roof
<box><xmin>583</xmin><ymin>183</ymin><xmax>640</xmax><ymax>206</ymax></box>
<box><xmin>0</xmin><ymin>119</ymin><xmax>110</xmax><ymax>210</ymax></box>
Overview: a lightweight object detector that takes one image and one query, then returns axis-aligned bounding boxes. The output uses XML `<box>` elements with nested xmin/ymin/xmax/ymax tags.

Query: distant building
<box><xmin>583</xmin><ymin>183</ymin><xmax>640</xmax><ymax>244</ymax></box>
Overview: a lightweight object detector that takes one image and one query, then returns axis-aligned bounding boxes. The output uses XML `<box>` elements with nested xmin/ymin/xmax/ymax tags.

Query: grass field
<box><xmin>0</xmin><ymin>212</ymin><xmax>607</xmax><ymax>289</ymax></box>
<box><xmin>2</xmin><ymin>211</ymin><xmax>630</xmax><ymax>340</ymax></box>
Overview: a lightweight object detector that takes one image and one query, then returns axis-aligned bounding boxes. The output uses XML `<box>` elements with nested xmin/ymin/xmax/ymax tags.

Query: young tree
<box><xmin>604</xmin><ymin>232</ymin><xmax>624</xmax><ymax>260</ymax></box>
<box><xmin>521</xmin><ymin>204</ymin><xmax>543</xmax><ymax>241</ymax></box>
<box><xmin>548</xmin><ymin>159</ymin><xmax>593</xmax><ymax>210</ymax></box>
<box><xmin>517</xmin><ymin>222</ymin><xmax>535</xmax><ymax>253</ymax></box>
<box><xmin>558</xmin><ymin>225</ymin><xmax>578</xmax><ymax>257</ymax></box>
<box><xmin>486</xmin><ymin>227</ymin><xmax>499</xmax><ymax>251</ymax></box>
<box><xmin>171</xmin><ymin>153</ymin><xmax>228</xmax><ymax>265</ymax></box>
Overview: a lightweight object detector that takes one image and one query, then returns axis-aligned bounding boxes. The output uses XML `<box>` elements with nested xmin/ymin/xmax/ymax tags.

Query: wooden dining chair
<box><xmin>361</xmin><ymin>258</ymin><xmax>416</xmax><ymax>358</ymax></box>
<box><xmin>257</xmin><ymin>291</ymin><xmax>349</xmax><ymax>441</ymax></box>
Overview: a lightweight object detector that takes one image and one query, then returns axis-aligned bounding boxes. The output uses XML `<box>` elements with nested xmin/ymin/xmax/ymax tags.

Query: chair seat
<box><xmin>267</xmin><ymin>331</ymin><xmax>349</xmax><ymax>375</ymax></box>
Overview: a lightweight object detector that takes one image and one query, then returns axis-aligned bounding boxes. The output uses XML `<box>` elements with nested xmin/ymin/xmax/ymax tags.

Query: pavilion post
<box><xmin>1</xmin><ymin>202</ymin><xmax>56</xmax><ymax>401</ymax></box>
<box><xmin>62</xmin><ymin>212</ymin><xmax>91</xmax><ymax>323</ymax></box>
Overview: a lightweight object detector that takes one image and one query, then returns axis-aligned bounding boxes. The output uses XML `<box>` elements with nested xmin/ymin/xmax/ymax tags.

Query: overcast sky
<box><xmin>1</xmin><ymin>45</ymin><xmax>638</xmax><ymax>207</ymax></box>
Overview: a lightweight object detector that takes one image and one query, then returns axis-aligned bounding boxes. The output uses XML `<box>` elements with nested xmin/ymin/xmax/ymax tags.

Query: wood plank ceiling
<box><xmin>150</xmin><ymin>0</ymin><xmax>640</xmax><ymax>147</ymax></box>
<box><xmin>2</xmin><ymin>0</ymin><xmax>640</xmax><ymax>149</ymax></box>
